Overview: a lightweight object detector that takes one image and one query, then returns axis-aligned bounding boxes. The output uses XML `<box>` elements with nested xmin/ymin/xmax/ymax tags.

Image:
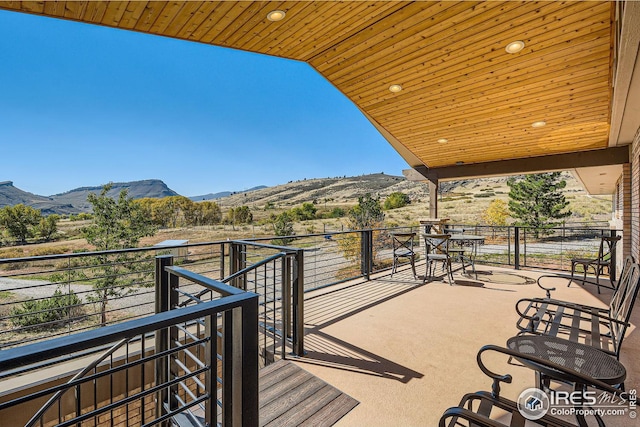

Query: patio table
<box><xmin>449</xmin><ymin>234</ymin><xmax>485</xmax><ymax>277</ymax></box>
<box><xmin>421</xmin><ymin>233</ymin><xmax>485</xmax><ymax>282</ymax></box>
<box><xmin>506</xmin><ymin>335</ymin><xmax>626</xmax><ymax>426</ymax></box>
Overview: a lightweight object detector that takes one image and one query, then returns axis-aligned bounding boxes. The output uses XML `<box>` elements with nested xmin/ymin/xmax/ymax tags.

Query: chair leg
<box><xmin>446</xmin><ymin>261</ymin><xmax>453</xmax><ymax>286</ymax></box>
<box><xmin>569</xmin><ymin>262</ymin><xmax>576</xmax><ymax>287</ymax></box>
<box><xmin>410</xmin><ymin>255</ymin><xmax>417</xmax><ymax>279</ymax></box>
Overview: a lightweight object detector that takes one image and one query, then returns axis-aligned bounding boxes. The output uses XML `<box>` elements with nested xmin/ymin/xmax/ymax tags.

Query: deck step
<box><xmin>259</xmin><ymin>360</ymin><xmax>359</xmax><ymax>426</ymax></box>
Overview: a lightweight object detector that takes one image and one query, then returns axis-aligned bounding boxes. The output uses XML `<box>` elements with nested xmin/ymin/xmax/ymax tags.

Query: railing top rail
<box><xmin>236</xmin><ymin>225</ymin><xmax>415</xmax><ymax>245</ymax></box>
<box><xmin>221</xmin><ymin>252</ymin><xmax>287</xmax><ymax>284</ymax></box>
<box><xmin>165</xmin><ymin>266</ymin><xmax>246</xmax><ymax>296</ymax></box>
<box><xmin>0</xmin><ymin>239</ymin><xmax>230</xmax><ymax>264</ymax></box>
<box><xmin>0</xmin><ymin>292</ymin><xmax>257</xmax><ymax>372</ymax></box>
<box><xmin>231</xmin><ymin>239</ymin><xmax>304</xmax><ymax>252</ymax></box>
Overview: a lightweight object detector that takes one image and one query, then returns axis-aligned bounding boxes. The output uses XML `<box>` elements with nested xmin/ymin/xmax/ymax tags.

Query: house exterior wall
<box><xmin>631</xmin><ymin>127</ymin><xmax>640</xmax><ymax>263</ymax></box>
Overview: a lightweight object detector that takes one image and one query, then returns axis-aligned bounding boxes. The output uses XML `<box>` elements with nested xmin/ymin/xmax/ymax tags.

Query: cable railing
<box><xmin>0</xmin><ymin>224</ymin><xmax>621</xmax><ymax>351</ymax></box>
<box><xmin>0</xmin><ymin>274</ymin><xmax>259</xmax><ymax>427</ymax></box>
<box><xmin>444</xmin><ymin>224</ymin><xmax>621</xmax><ymax>274</ymax></box>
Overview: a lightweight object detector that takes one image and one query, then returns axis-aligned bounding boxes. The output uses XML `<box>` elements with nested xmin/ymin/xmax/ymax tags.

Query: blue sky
<box><xmin>0</xmin><ymin>10</ymin><xmax>409</xmax><ymax>197</ymax></box>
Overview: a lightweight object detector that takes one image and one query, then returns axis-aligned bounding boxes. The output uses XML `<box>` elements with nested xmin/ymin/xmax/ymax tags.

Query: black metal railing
<box><xmin>0</xmin><ymin>271</ymin><xmax>259</xmax><ymax>427</ymax></box>
<box><xmin>156</xmin><ymin>243</ymin><xmax>305</xmax><ymax>368</ymax></box>
<box><xmin>0</xmin><ymin>225</ymin><xmax>621</xmax><ymax>350</ymax></box>
<box><xmin>444</xmin><ymin>224</ymin><xmax>621</xmax><ymax>274</ymax></box>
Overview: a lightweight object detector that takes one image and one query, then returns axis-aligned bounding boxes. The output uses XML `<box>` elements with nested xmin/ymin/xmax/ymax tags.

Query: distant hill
<box><xmin>210</xmin><ymin>172</ymin><xmax>588</xmax><ymax>209</ymax></box>
<box><xmin>189</xmin><ymin>185</ymin><xmax>268</xmax><ymax>201</ymax></box>
<box><xmin>213</xmin><ymin>174</ymin><xmax>431</xmax><ymax>207</ymax></box>
<box><xmin>51</xmin><ymin>179</ymin><xmax>179</xmax><ymax>212</ymax></box>
<box><xmin>1</xmin><ymin>173</ymin><xmax>600</xmax><ymax>222</ymax></box>
<box><xmin>0</xmin><ymin>179</ymin><xmax>179</xmax><ymax>214</ymax></box>
<box><xmin>0</xmin><ymin>181</ymin><xmax>77</xmax><ymax>215</ymax></box>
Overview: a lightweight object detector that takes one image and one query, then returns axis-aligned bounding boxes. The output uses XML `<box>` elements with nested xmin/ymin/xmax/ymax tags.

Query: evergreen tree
<box><xmin>507</xmin><ymin>172</ymin><xmax>571</xmax><ymax>237</ymax></box>
<box><xmin>271</xmin><ymin>212</ymin><xmax>295</xmax><ymax>245</ymax></box>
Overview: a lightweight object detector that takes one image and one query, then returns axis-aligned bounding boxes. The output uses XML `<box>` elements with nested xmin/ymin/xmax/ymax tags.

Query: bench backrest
<box><xmin>609</xmin><ymin>258</ymin><xmax>640</xmax><ymax>350</ymax></box>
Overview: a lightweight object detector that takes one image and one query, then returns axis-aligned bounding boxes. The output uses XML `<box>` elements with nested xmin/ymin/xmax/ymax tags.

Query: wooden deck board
<box><xmin>259</xmin><ymin>360</ymin><xmax>358</xmax><ymax>427</ymax></box>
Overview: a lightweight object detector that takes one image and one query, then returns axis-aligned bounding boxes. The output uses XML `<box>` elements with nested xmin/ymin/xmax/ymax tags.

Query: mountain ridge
<box><xmin>0</xmin><ymin>173</ymin><xmax>594</xmax><ymax>218</ymax></box>
<box><xmin>0</xmin><ymin>179</ymin><xmax>179</xmax><ymax>214</ymax></box>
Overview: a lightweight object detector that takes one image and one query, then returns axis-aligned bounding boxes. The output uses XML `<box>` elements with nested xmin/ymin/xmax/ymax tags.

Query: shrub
<box><xmin>383</xmin><ymin>192</ymin><xmax>410</xmax><ymax>210</ymax></box>
<box><xmin>11</xmin><ymin>289</ymin><xmax>84</xmax><ymax>329</ymax></box>
<box><xmin>329</xmin><ymin>207</ymin><xmax>346</xmax><ymax>218</ymax></box>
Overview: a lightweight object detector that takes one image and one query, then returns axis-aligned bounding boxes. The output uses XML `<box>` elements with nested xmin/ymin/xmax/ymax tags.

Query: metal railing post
<box><xmin>155</xmin><ymin>255</ymin><xmax>173</xmax><ymax>424</ymax></box>
<box><xmin>230</xmin><ymin>242</ymin><xmax>241</xmax><ymax>289</ymax></box>
<box><xmin>220</xmin><ymin>242</ymin><xmax>226</xmax><ymax>279</ymax></box>
<box><xmin>610</xmin><ymin>229</ymin><xmax>618</xmax><ymax>281</ymax></box>
<box><xmin>360</xmin><ymin>230</ymin><xmax>373</xmax><ymax>280</ymax></box>
<box><xmin>514</xmin><ymin>227</ymin><xmax>521</xmax><ymax>270</ymax></box>
<box><xmin>283</xmin><ymin>255</ymin><xmax>292</xmax><ymax>344</ymax></box>
<box><xmin>507</xmin><ymin>226</ymin><xmax>512</xmax><ymax>266</ymax></box>
<box><xmin>241</xmin><ymin>296</ymin><xmax>259</xmax><ymax>427</ymax></box>
<box><xmin>292</xmin><ymin>249</ymin><xmax>305</xmax><ymax>357</ymax></box>
<box><xmin>204</xmin><ymin>313</ymin><xmax>218</xmax><ymax>427</ymax></box>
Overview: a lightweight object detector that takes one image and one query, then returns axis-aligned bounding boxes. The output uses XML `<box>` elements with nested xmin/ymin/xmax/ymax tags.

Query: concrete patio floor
<box><xmin>291</xmin><ymin>262</ymin><xmax>640</xmax><ymax>427</ymax></box>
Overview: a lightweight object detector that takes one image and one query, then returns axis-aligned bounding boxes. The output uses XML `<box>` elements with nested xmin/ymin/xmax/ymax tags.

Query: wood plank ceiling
<box><xmin>0</xmin><ymin>1</ymin><xmax>615</xmax><ymax>172</ymax></box>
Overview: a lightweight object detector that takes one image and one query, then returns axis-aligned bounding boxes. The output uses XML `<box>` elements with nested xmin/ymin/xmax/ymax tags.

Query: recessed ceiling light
<box><xmin>505</xmin><ymin>40</ymin><xmax>525</xmax><ymax>54</ymax></box>
<box><xmin>389</xmin><ymin>84</ymin><xmax>403</xmax><ymax>93</ymax></box>
<box><xmin>267</xmin><ymin>10</ymin><xmax>286</xmax><ymax>21</ymax></box>
<box><xmin>437</xmin><ymin>138</ymin><xmax>448</xmax><ymax>143</ymax></box>
<box><xmin>531</xmin><ymin>121</ymin><xmax>546</xmax><ymax>128</ymax></box>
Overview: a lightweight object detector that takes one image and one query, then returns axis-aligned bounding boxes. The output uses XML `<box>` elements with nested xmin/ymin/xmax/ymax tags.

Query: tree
<box><xmin>289</xmin><ymin>202</ymin><xmax>317</xmax><ymax>221</ymax></box>
<box><xmin>226</xmin><ymin>206</ymin><xmax>253</xmax><ymax>228</ymax></box>
<box><xmin>338</xmin><ymin>194</ymin><xmax>386</xmax><ymax>264</ymax></box>
<box><xmin>348</xmin><ymin>193</ymin><xmax>384</xmax><ymax>229</ymax></box>
<box><xmin>271</xmin><ymin>212</ymin><xmax>295</xmax><ymax>245</ymax></box>
<box><xmin>481</xmin><ymin>199</ymin><xmax>509</xmax><ymax>226</ymax></box>
<box><xmin>383</xmin><ymin>192</ymin><xmax>410</xmax><ymax>210</ymax></box>
<box><xmin>200</xmin><ymin>201</ymin><xmax>222</xmax><ymax>225</ymax></box>
<box><xmin>507</xmin><ymin>172</ymin><xmax>571</xmax><ymax>237</ymax></box>
<box><xmin>38</xmin><ymin>214</ymin><xmax>60</xmax><ymax>242</ymax></box>
<box><xmin>81</xmin><ymin>184</ymin><xmax>157</xmax><ymax>325</ymax></box>
<box><xmin>0</xmin><ymin>204</ymin><xmax>41</xmax><ymax>244</ymax></box>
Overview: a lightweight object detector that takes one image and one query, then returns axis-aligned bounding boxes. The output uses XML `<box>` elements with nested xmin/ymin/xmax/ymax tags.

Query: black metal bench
<box><xmin>515</xmin><ymin>256</ymin><xmax>640</xmax><ymax>359</ymax></box>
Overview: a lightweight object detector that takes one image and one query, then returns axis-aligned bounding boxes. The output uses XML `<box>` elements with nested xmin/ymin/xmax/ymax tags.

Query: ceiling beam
<box><xmin>404</xmin><ymin>146</ymin><xmax>629</xmax><ymax>182</ymax></box>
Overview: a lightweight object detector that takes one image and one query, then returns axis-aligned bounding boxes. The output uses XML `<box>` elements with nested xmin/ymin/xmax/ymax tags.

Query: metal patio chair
<box><xmin>515</xmin><ymin>256</ymin><xmax>640</xmax><ymax>360</ymax></box>
<box><xmin>439</xmin><ymin>345</ymin><xmax>628</xmax><ymax>427</ymax></box>
<box><xmin>424</xmin><ymin>234</ymin><xmax>453</xmax><ymax>285</ymax></box>
<box><xmin>570</xmin><ymin>235</ymin><xmax>621</xmax><ymax>293</ymax></box>
<box><xmin>390</xmin><ymin>232</ymin><xmax>417</xmax><ymax>279</ymax></box>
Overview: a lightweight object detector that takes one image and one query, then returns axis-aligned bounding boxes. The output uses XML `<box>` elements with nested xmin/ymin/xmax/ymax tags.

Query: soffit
<box><xmin>0</xmin><ymin>1</ymin><xmax>615</xmax><ymax>171</ymax></box>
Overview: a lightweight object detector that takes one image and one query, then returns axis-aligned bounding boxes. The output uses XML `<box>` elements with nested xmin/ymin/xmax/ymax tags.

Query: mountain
<box><xmin>213</xmin><ymin>174</ymin><xmax>427</xmax><ymax>207</ymax></box>
<box><xmin>189</xmin><ymin>185</ymin><xmax>268</xmax><ymax>201</ymax></box>
<box><xmin>0</xmin><ymin>181</ymin><xmax>77</xmax><ymax>215</ymax></box>
<box><xmin>0</xmin><ymin>179</ymin><xmax>179</xmax><ymax>214</ymax></box>
<box><xmin>51</xmin><ymin>180</ymin><xmax>179</xmax><ymax>212</ymax></box>
<box><xmin>210</xmin><ymin>172</ymin><xmax>587</xmax><ymax>209</ymax></box>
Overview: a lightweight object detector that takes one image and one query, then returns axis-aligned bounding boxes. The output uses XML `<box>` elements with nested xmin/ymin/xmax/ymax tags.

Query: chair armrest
<box><xmin>477</xmin><ymin>345</ymin><xmax>626</xmax><ymax>396</ymax></box>
<box><xmin>535</xmin><ymin>275</ymin><xmax>558</xmax><ymax>298</ymax></box>
<box><xmin>438</xmin><ymin>407</ymin><xmax>507</xmax><ymax>427</ymax></box>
